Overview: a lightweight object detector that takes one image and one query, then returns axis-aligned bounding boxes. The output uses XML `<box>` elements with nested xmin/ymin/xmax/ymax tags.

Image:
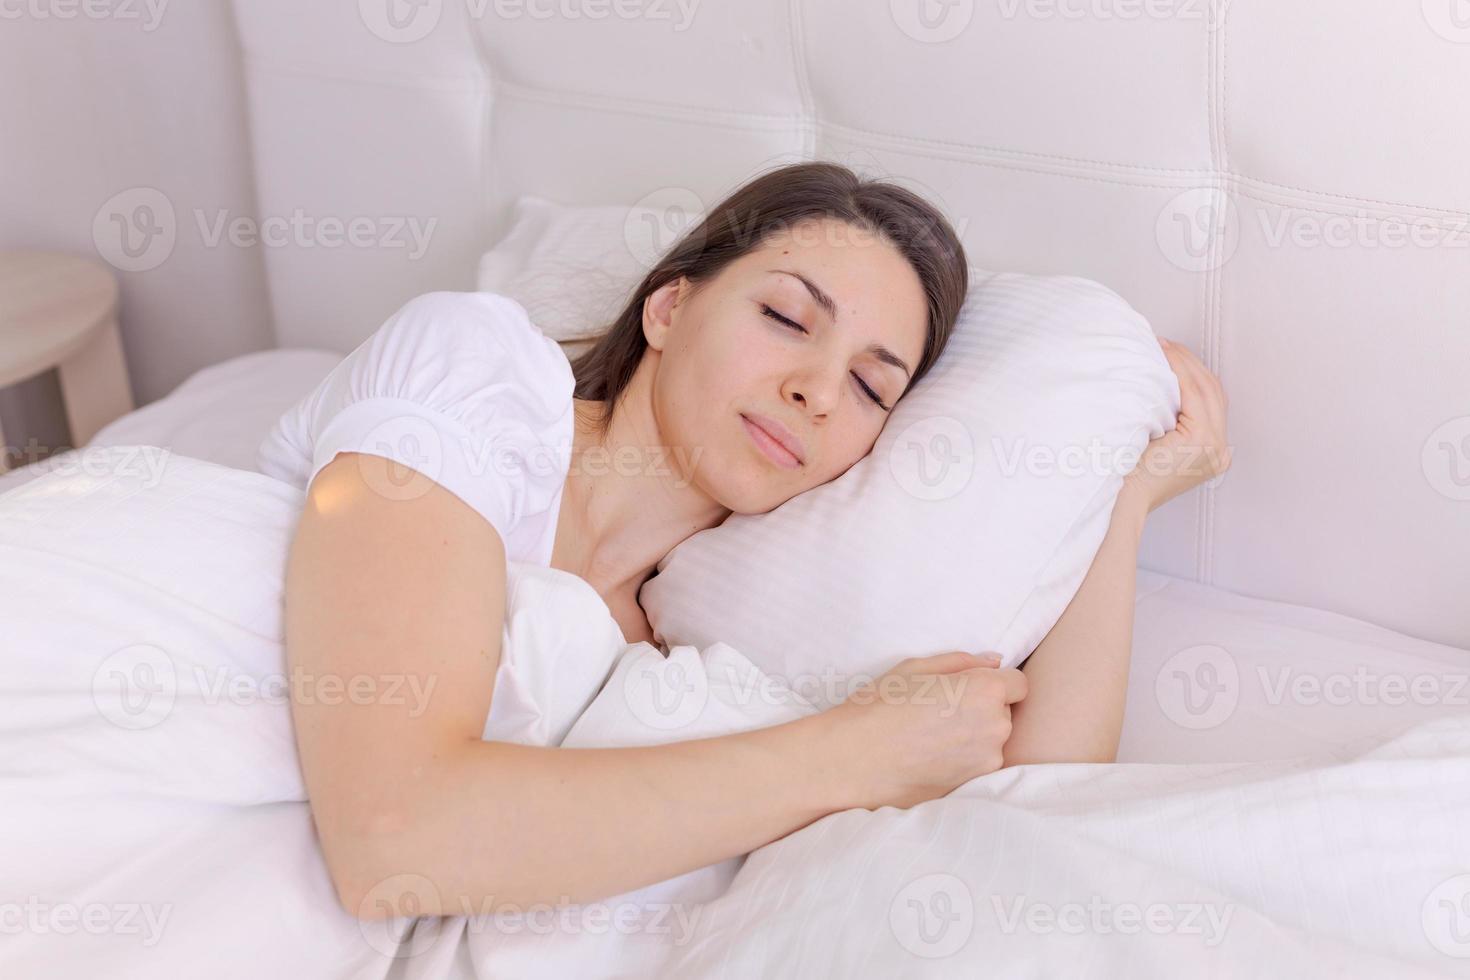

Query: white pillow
<box><xmin>477</xmin><ymin>194</ymin><xmax>706</xmax><ymax>355</ymax></box>
<box><xmin>640</xmin><ymin>272</ymin><xmax>1180</xmax><ymax>705</ymax></box>
<box><xmin>477</xmin><ymin>197</ymin><xmax>1180</xmax><ymax>707</ymax></box>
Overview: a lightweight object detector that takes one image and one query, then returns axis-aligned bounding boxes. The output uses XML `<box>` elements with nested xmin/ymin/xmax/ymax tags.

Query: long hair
<box><xmin>570</xmin><ymin>161</ymin><xmax>968</xmax><ymax>436</ymax></box>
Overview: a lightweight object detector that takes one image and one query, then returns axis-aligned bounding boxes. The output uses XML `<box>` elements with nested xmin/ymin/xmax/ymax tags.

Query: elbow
<box><xmin>327</xmin><ymin>843</ymin><xmax>400</xmax><ymax>922</ymax></box>
<box><xmin>319</xmin><ymin>808</ymin><xmax>426</xmax><ymax>921</ymax></box>
<box><xmin>333</xmin><ymin>865</ymin><xmax>390</xmax><ymax>922</ymax></box>
<box><xmin>336</xmin><ymin>883</ymin><xmax>373</xmax><ymax>922</ymax></box>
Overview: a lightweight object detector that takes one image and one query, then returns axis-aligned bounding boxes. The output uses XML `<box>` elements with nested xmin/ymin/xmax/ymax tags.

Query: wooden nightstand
<box><xmin>0</xmin><ymin>250</ymin><xmax>135</xmax><ymax>470</ymax></box>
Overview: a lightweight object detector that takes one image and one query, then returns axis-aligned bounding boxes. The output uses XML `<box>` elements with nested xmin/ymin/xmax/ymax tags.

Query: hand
<box><xmin>1122</xmin><ymin>337</ymin><xmax>1233</xmax><ymax>515</ymax></box>
<box><xmin>828</xmin><ymin>651</ymin><xmax>1028</xmax><ymax>810</ymax></box>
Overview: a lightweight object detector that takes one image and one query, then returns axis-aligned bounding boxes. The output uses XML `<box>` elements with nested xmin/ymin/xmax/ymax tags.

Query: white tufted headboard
<box><xmin>230</xmin><ymin>0</ymin><xmax>1470</xmax><ymax>649</ymax></box>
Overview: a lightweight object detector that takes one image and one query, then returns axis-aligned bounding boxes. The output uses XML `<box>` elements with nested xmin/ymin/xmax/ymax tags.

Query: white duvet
<box><xmin>1</xmin><ymin>447</ymin><xmax>1466</xmax><ymax>979</ymax></box>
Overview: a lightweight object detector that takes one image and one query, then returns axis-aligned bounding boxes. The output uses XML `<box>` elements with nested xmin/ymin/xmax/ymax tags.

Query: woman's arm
<box><xmin>999</xmin><ymin>488</ymin><xmax>1148</xmax><ymax>766</ymax></box>
<box><xmin>288</xmin><ymin>452</ymin><xmax>1024</xmax><ymax>920</ymax></box>
<box><xmin>1000</xmin><ymin>336</ymin><xmax>1231</xmax><ymax>767</ymax></box>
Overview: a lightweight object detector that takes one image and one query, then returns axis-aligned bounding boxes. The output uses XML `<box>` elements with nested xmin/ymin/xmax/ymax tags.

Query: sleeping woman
<box><xmin>259</xmin><ymin>161</ymin><xmax>1231</xmax><ymax>919</ymax></box>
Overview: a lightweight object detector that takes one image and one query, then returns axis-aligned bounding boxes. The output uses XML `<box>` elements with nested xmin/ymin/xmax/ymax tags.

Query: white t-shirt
<box><xmin>257</xmin><ymin>290</ymin><xmax>577</xmax><ymax>566</ymax></box>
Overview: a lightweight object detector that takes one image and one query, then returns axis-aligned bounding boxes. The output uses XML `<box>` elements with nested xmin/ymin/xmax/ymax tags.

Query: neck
<box><xmin>553</xmin><ymin>362</ymin><xmax>730</xmax><ymax>598</ymax></box>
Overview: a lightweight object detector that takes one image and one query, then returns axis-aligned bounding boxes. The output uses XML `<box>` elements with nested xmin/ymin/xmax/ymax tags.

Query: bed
<box><xmin>4</xmin><ymin>349</ymin><xmax>1465</xmax><ymax>772</ymax></box>
<box><xmin>3</xmin><ymin>395</ymin><xmax>1466</xmax><ymax>978</ymax></box>
<box><xmin>5</xmin><ymin>0</ymin><xmax>1468</xmax><ymax>976</ymax></box>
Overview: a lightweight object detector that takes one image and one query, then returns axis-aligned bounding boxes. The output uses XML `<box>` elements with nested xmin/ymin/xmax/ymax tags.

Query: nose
<box><xmin>784</xmin><ymin>362</ymin><xmax>842</xmax><ymax>417</ymax></box>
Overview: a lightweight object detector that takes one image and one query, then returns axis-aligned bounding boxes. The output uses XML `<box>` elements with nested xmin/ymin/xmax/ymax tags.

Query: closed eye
<box><xmin>760</xmin><ymin>303</ymin><xmax>807</xmax><ymax>334</ymax></box>
<box><xmin>760</xmin><ymin>304</ymin><xmax>891</xmax><ymax>411</ymax></box>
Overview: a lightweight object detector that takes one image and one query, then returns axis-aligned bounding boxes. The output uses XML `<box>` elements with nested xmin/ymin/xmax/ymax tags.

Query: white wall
<box><xmin>0</xmin><ymin>0</ymin><xmax>272</xmax><ymax>460</ymax></box>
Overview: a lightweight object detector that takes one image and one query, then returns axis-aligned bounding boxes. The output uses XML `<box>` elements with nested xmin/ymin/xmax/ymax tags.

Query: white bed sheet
<box><xmin>4</xmin><ymin>448</ymin><xmax>1467</xmax><ymax>979</ymax></box>
<box><xmin>2</xmin><ymin>345</ymin><xmax>1464</xmax><ymax>768</ymax></box>
<box><xmin>1121</xmin><ymin>570</ymin><xmax>1468</xmax><ymax>764</ymax></box>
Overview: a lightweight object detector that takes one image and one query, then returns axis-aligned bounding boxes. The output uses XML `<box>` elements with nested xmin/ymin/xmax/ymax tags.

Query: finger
<box><xmin>1163</xmin><ymin>346</ymin><xmax>1208</xmax><ymax>400</ymax></box>
<box><xmin>1165</xmin><ymin>341</ymin><xmax>1208</xmax><ymax>374</ymax></box>
<box><xmin>1190</xmin><ymin>369</ymin><xmax>1228</xmax><ymax>422</ymax></box>
<box><xmin>1164</xmin><ymin>351</ymin><xmax>1211</xmax><ymax>393</ymax></box>
<box><xmin>969</xmin><ymin>666</ymin><xmax>1028</xmax><ymax>703</ymax></box>
<box><xmin>1164</xmin><ymin>352</ymin><xmax>1211</xmax><ymax>390</ymax></box>
<box><xmin>1170</xmin><ymin>348</ymin><xmax>1211</xmax><ymax>386</ymax></box>
<box><xmin>1174</xmin><ymin>367</ymin><xmax>1205</xmax><ymax>416</ymax></box>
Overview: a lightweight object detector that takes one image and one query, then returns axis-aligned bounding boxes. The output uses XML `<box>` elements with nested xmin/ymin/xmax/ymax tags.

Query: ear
<box><xmin>641</xmin><ymin>277</ymin><xmax>688</xmax><ymax>353</ymax></box>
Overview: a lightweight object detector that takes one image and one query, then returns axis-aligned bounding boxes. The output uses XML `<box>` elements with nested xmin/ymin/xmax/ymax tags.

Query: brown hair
<box><xmin>570</xmin><ymin>161</ymin><xmax>968</xmax><ymax>436</ymax></box>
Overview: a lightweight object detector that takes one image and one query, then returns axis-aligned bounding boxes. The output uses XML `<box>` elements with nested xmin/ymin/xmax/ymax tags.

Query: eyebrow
<box><xmin>770</xmin><ymin>268</ymin><xmax>913</xmax><ymax>379</ymax></box>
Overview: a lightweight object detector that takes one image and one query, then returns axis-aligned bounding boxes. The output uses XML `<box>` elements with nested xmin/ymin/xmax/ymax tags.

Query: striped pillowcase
<box><xmin>639</xmin><ymin>270</ymin><xmax>1179</xmax><ymax>706</ymax></box>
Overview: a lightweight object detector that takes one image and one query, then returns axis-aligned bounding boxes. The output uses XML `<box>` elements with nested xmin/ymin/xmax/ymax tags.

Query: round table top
<box><xmin>0</xmin><ymin>250</ymin><xmax>120</xmax><ymax>388</ymax></box>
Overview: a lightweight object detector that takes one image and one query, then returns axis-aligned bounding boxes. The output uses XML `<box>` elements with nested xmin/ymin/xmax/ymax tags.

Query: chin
<box><xmin>711</xmin><ymin>462</ymin><xmax>794</xmax><ymax>516</ymax></box>
<box><xmin>717</xmin><ymin>480</ymin><xmax>782</xmax><ymax>516</ymax></box>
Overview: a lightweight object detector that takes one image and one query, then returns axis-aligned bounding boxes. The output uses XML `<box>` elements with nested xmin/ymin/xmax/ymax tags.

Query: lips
<box><xmin>741</xmin><ymin>412</ymin><xmax>805</xmax><ymax>467</ymax></box>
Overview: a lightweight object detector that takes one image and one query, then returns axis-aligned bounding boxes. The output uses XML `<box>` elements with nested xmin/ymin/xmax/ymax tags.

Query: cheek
<box><xmin>686</xmin><ymin>319</ymin><xmax>780</xmax><ymax>400</ymax></box>
<box><xmin>820</xmin><ymin>420</ymin><xmax>885</xmax><ymax>480</ymax></box>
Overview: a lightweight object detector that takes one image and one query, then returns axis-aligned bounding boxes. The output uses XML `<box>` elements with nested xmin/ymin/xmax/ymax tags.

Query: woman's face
<box><xmin>643</xmin><ymin>217</ymin><xmax>930</xmax><ymax>514</ymax></box>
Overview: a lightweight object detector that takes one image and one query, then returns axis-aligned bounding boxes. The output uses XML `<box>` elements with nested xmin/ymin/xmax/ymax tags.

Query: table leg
<box><xmin>58</xmin><ymin>316</ymin><xmax>135</xmax><ymax>447</ymax></box>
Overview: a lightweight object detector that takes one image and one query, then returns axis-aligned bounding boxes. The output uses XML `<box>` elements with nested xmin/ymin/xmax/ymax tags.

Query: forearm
<box><xmin>1000</xmin><ymin>489</ymin><xmax>1149</xmax><ymax>766</ymax></box>
<box><xmin>336</xmin><ymin>707</ymin><xmax>857</xmax><ymax>916</ymax></box>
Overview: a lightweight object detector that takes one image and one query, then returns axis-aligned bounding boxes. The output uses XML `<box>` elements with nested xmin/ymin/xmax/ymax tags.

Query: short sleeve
<box><xmin>257</xmin><ymin>291</ymin><xmax>576</xmax><ymax>544</ymax></box>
